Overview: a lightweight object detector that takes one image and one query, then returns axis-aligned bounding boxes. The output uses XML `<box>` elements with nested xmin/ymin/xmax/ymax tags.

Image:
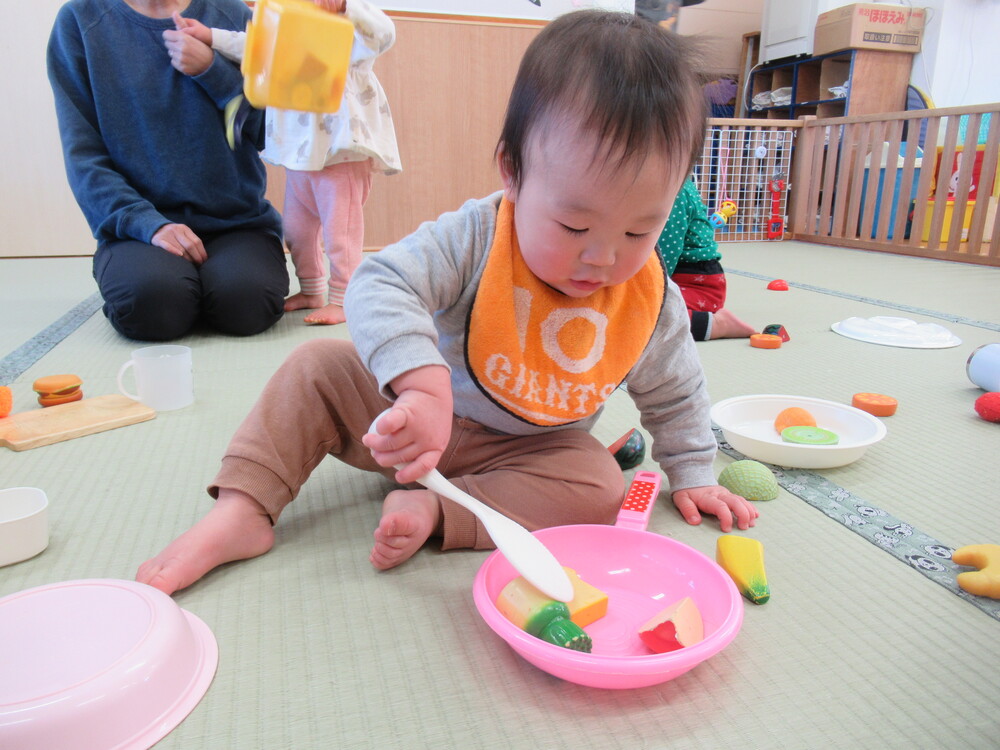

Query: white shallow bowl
<box><xmin>711</xmin><ymin>394</ymin><xmax>887</xmax><ymax>469</ymax></box>
<box><xmin>0</xmin><ymin>579</ymin><xmax>218</xmax><ymax>749</ymax></box>
<box><xmin>831</xmin><ymin>316</ymin><xmax>961</xmax><ymax>349</ymax></box>
<box><xmin>0</xmin><ymin>487</ymin><xmax>49</xmax><ymax>567</ymax></box>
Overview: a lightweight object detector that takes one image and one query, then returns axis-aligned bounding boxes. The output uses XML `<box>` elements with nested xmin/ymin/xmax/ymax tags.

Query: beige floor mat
<box><xmin>1</xmin><ymin>242</ymin><xmax>998</xmax><ymax>749</ymax></box>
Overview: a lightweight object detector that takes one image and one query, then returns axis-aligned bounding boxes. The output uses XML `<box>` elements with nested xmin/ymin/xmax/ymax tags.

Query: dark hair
<box><xmin>496</xmin><ymin>10</ymin><xmax>706</xmax><ymax>190</ymax></box>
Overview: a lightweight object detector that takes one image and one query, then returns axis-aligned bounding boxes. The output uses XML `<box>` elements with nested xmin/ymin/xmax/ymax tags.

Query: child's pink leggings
<box><xmin>282</xmin><ymin>159</ymin><xmax>374</xmax><ymax>306</ymax></box>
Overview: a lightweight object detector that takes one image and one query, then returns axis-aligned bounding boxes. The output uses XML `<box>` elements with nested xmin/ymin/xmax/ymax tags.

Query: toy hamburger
<box><xmin>33</xmin><ymin>374</ymin><xmax>83</xmax><ymax>407</ymax></box>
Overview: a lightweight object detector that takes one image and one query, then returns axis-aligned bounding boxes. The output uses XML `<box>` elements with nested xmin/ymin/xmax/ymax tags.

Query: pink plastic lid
<box><xmin>0</xmin><ymin>579</ymin><xmax>218</xmax><ymax>749</ymax></box>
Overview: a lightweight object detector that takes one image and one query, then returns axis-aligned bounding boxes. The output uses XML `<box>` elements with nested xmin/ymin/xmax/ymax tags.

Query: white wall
<box><xmin>8</xmin><ymin>1</ymin><xmax>1000</xmax><ymax>258</ymax></box>
<box><xmin>381</xmin><ymin>0</ymin><xmax>634</xmax><ymax>20</ymax></box>
<box><xmin>912</xmin><ymin>0</ymin><xmax>1000</xmax><ymax>108</ymax></box>
<box><xmin>3</xmin><ymin>1</ymin><xmax>93</xmax><ymax>258</ymax></box>
<box><xmin>678</xmin><ymin>0</ymin><xmax>764</xmax><ymax>74</ymax></box>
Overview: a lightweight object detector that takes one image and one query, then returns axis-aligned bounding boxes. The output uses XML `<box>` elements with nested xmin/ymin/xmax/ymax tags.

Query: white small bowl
<box><xmin>0</xmin><ymin>487</ymin><xmax>49</xmax><ymax>567</ymax></box>
<box><xmin>711</xmin><ymin>394</ymin><xmax>887</xmax><ymax>469</ymax></box>
<box><xmin>0</xmin><ymin>579</ymin><xmax>218</xmax><ymax>749</ymax></box>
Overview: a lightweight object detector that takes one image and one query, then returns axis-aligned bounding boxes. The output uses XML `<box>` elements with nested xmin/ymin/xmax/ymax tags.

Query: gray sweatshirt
<box><xmin>345</xmin><ymin>193</ymin><xmax>718</xmax><ymax>491</ymax></box>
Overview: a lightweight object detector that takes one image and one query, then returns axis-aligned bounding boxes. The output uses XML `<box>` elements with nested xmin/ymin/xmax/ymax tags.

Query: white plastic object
<box><xmin>118</xmin><ymin>344</ymin><xmax>194</xmax><ymax>411</ymax></box>
<box><xmin>711</xmin><ymin>394</ymin><xmax>887</xmax><ymax>470</ymax></box>
<box><xmin>0</xmin><ymin>579</ymin><xmax>218</xmax><ymax>749</ymax></box>
<box><xmin>0</xmin><ymin>487</ymin><xmax>48</xmax><ymax>567</ymax></box>
<box><xmin>831</xmin><ymin>316</ymin><xmax>961</xmax><ymax>349</ymax></box>
<box><xmin>369</xmin><ymin>410</ymin><xmax>573</xmax><ymax>602</ymax></box>
<box><xmin>967</xmin><ymin>343</ymin><xmax>1000</xmax><ymax>391</ymax></box>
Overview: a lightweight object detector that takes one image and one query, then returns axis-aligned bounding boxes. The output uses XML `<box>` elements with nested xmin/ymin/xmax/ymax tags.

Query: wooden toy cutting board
<box><xmin>0</xmin><ymin>395</ymin><xmax>156</xmax><ymax>451</ymax></box>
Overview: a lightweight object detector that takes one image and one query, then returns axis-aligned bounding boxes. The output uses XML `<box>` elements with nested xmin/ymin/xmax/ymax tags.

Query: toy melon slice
<box><xmin>638</xmin><ymin>597</ymin><xmax>704</xmax><ymax>653</ymax></box>
<box><xmin>718</xmin><ymin>460</ymin><xmax>779</xmax><ymax>501</ymax></box>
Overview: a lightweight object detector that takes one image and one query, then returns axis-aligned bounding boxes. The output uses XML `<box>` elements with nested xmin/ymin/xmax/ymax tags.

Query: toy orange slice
<box><xmin>774</xmin><ymin>406</ymin><xmax>816</xmax><ymax>435</ymax></box>
<box><xmin>750</xmin><ymin>334</ymin><xmax>782</xmax><ymax>349</ymax></box>
<box><xmin>852</xmin><ymin>392</ymin><xmax>898</xmax><ymax>416</ymax></box>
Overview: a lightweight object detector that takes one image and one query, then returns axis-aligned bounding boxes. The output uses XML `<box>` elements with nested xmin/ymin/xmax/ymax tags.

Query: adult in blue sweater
<box><xmin>47</xmin><ymin>0</ymin><xmax>288</xmax><ymax>341</ymax></box>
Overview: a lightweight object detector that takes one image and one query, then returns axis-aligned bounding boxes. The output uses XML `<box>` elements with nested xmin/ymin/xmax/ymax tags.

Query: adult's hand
<box><xmin>163</xmin><ymin>24</ymin><xmax>213</xmax><ymax>76</ymax></box>
<box><xmin>152</xmin><ymin>223</ymin><xmax>207</xmax><ymax>265</ymax></box>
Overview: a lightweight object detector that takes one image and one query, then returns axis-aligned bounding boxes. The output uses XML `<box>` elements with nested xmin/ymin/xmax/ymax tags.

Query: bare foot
<box><xmin>136</xmin><ymin>490</ymin><xmax>275</xmax><ymax>595</ymax></box>
<box><xmin>284</xmin><ymin>291</ymin><xmax>325</xmax><ymax>312</ymax></box>
<box><xmin>710</xmin><ymin>308</ymin><xmax>756</xmax><ymax>339</ymax></box>
<box><xmin>304</xmin><ymin>302</ymin><xmax>347</xmax><ymax>326</ymax></box>
<box><xmin>370</xmin><ymin>489</ymin><xmax>441</xmax><ymax>570</ymax></box>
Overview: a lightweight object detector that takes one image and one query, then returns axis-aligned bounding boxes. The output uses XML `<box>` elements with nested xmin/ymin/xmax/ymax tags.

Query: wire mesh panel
<box><xmin>693</xmin><ymin>124</ymin><xmax>795</xmax><ymax>242</ymax></box>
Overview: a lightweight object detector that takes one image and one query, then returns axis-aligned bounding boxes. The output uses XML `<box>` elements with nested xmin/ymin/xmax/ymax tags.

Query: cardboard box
<box><xmin>814</xmin><ymin>3</ymin><xmax>925</xmax><ymax>56</ymax></box>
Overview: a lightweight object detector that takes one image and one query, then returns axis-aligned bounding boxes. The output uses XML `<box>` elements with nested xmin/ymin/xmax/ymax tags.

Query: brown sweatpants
<box><xmin>211</xmin><ymin>338</ymin><xmax>626</xmax><ymax>550</ymax></box>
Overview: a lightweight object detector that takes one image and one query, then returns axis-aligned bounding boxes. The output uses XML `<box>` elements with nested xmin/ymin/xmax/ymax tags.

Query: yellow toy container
<box><xmin>242</xmin><ymin>0</ymin><xmax>355</xmax><ymax>113</ymax></box>
<box><xmin>921</xmin><ymin>200</ymin><xmax>974</xmax><ymax>243</ymax></box>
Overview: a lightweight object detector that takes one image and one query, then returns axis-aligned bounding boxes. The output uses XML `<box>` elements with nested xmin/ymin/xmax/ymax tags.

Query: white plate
<box><xmin>711</xmin><ymin>394</ymin><xmax>887</xmax><ymax>469</ymax></box>
<box><xmin>831</xmin><ymin>316</ymin><xmax>961</xmax><ymax>349</ymax></box>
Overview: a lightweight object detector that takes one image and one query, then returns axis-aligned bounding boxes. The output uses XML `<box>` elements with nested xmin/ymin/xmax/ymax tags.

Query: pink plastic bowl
<box><xmin>0</xmin><ymin>579</ymin><xmax>218</xmax><ymax>749</ymax></box>
<box><xmin>473</xmin><ymin>480</ymin><xmax>743</xmax><ymax>689</ymax></box>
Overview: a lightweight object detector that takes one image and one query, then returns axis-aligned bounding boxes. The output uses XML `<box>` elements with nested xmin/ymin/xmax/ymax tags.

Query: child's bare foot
<box><xmin>136</xmin><ymin>490</ymin><xmax>275</xmax><ymax>595</ymax></box>
<box><xmin>370</xmin><ymin>489</ymin><xmax>441</xmax><ymax>570</ymax></box>
<box><xmin>284</xmin><ymin>291</ymin><xmax>326</xmax><ymax>312</ymax></box>
<box><xmin>710</xmin><ymin>308</ymin><xmax>756</xmax><ymax>339</ymax></box>
<box><xmin>304</xmin><ymin>302</ymin><xmax>347</xmax><ymax>326</ymax></box>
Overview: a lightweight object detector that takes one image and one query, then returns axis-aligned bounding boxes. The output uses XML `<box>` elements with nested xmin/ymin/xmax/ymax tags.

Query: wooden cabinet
<box><xmin>749</xmin><ymin>48</ymin><xmax>913</xmax><ymax>120</ymax></box>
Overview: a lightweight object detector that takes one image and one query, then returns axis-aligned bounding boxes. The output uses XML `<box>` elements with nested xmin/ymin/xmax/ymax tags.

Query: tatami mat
<box><xmin>1</xmin><ymin>241</ymin><xmax>998</xmax><ymax>749</ymax></box>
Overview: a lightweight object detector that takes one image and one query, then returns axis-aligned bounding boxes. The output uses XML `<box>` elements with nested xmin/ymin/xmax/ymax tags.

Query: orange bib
<box><xmin>467</xmin><ymin>198</ymin><xmax>666</xmax><ymax>426</ymax></box>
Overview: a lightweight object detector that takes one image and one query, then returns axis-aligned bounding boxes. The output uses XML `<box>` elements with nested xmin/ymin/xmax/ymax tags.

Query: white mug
<box><xmin>117</xmin><ymin>345</ymin><xmax>194</xmax><ymax>411</ymax></box>
<box><xmin>967</xmin><ymin>343</ymin><xmax>1000</xmax><ymax>392</ymax></box>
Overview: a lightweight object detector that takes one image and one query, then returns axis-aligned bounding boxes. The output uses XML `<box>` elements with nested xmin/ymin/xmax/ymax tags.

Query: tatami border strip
<box><xmin>0</xmin><ymin>293</ymin><xmax>103</xmax><ymax>385</ymax></box>
<box><xmin>714</xmin><ymin>426</ymin><xmax>1000</xmax><ymax>622</ymax></box>
<box><xmin>727</xmin><ymin>268</ymin><xmax>1000</xmax><ymax>332</ymax></box>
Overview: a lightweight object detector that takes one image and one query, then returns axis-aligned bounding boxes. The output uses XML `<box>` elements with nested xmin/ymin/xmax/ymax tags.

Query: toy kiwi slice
<box><xmin>781</xmin><ymin>425</ymin><xmax>839</xmax><ymax>445</ymax></box>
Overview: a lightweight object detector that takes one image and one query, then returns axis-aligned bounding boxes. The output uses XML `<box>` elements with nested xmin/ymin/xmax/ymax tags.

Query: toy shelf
<box><xmin>749</xmin><ymin>49</ymin><xmax>913</xmax><ymax>120</ymax></box>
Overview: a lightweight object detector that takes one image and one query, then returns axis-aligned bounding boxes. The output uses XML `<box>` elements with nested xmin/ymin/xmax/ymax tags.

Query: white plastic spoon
<box><xmin>369</xmin><ymin>412</ymin><xmax>574</xmax><ymax>602</ymax></box>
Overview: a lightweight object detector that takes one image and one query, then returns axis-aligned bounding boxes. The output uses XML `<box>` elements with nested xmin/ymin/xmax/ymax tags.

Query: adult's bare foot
<box><xmin>304</xmin><ymin>303</ymin><xmax>347</xmax><ymax>326</ymax></box>
<box><xmin>370</xmin><ymin>489</ymin><xmax>441</xmax><ymax>570</ymax></box>
<box><xmin>710</xmin><ymin>308</ymin><xmax>756</xmax><ymax>339</ymax></box>
<box><xmin>136</xmin><ymin>490</ymin><xmax>275</xmax><ymax>595</ymax></box>
<box><xmin>284</xmin><ymin>291</ymin><xmax>325</xmax><ymax>312</ymax></box>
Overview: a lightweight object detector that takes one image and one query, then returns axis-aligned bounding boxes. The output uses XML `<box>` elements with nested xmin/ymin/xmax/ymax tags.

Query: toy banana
<box><xmin>953</xmin><ymin>544</ymin><xmax>1000</xmax><ymax>599</ymax></box>
<box><xmin>716</xmin><ymin>535</ymin><xmax>770</xmax><ymax>604</ymax></box>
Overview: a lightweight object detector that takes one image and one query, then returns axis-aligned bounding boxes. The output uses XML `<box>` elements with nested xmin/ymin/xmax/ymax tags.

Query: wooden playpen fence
<box><xmin>787</xmin><ymin>103</ymin><xmax>1000</xmax><ymax>267</ymax></box>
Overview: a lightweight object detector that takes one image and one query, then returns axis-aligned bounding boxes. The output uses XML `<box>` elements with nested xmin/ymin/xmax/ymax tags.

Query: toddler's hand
<box><xmin>671</xmin><ymin>484</ymin><xmax>759</xmax><ymax>532</ymax></box>
<box><xmin>364</xmin><ymin>366</ymin><xmax>453</xmax><ymax>484</ymax></box>
<box><xmin>173</xmin><ymin>11</ymin><xmax>212</xmax><ymax>46</ymax></box>
<box><xmin>163</xmin><ymin>23</ymin><xmax>213</xmax><ymax>76</ymax></box>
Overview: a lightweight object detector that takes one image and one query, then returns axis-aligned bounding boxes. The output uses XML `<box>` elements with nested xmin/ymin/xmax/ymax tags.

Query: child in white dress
<box><xmin>179</xmin><ymin>0</ymin><xmax>401</xmax><ymax>325</ymax></box>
